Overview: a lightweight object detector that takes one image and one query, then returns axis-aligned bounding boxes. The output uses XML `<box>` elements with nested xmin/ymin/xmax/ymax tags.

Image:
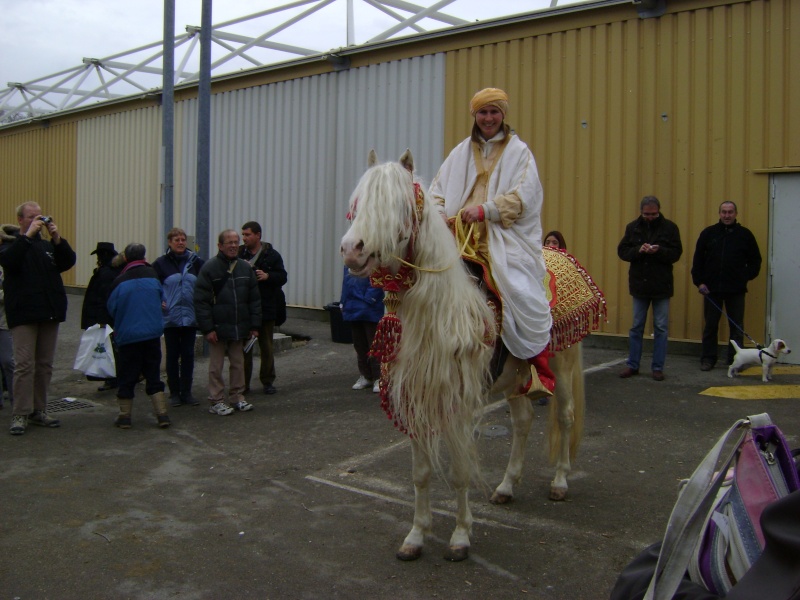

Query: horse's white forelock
<box><xmin>347</xmin><ymin>161</ymin><xmax>415</xmax><ymax>269</ymax></box>
<box><xmin>349</xmin><ymin>159</ymin><xmax>496</xmax><ymax>482</ymax></box>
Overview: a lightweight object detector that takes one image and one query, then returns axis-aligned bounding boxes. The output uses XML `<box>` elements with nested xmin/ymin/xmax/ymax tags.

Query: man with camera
<box><xmin>0</xmin><ymin>202</ymin><xmax>76</xmax><ymax>435</ymax></box>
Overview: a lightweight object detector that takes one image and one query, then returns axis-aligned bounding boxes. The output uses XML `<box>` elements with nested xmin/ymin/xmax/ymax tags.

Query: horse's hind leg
<box><xmin>547</xmin><ymin>344</ymin><xmax>584</xmax><ymax>501</ymax></box>
<box><xmin>396</xmin><ymin>438</ymin><xmax>432</xmax><ymax>561</ymax></box>
<box><xmin>490</xmin><ymin>393</ymin><xmax>534</xmax><ymax>504</ymax></box>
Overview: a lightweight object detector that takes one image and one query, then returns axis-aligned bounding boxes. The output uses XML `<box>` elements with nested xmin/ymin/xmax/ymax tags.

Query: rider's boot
<box><xmin>524</xmin><ymin>350</ymin><xmax>556</xmax><ymax>398</ymax></box>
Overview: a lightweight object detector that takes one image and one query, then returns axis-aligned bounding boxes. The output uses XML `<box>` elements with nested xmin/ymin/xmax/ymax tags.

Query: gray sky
<box><xmin>0</xmin><ymin>0</ymin><xmax>565</xmax><ymax>88</ymax></box>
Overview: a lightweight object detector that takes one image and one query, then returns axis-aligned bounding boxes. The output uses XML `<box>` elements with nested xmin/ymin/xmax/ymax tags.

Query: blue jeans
<box><xmin>627</xmin><ymin>297</ymin><xmax>670</xmax><ymax>372</ymax></box>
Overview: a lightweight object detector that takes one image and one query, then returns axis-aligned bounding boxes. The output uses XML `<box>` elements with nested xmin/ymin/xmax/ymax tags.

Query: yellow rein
<box><xmin>391</xmin><ymin>209</ymin><xmax>475</xmax><ymax>273</ymax></box>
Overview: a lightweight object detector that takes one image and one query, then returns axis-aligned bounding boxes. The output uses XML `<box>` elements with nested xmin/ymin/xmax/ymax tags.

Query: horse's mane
<box><xmin>348</xmin><ymin>161</ymin><xmax>496</xmax><ymax>478</ymax></box>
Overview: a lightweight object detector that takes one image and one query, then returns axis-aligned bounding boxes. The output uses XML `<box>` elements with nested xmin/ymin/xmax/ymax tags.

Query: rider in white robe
<box><xmin>429</xmin><ymin>88</ymin><xmax>554</xmax><ymax>392</ymax></box>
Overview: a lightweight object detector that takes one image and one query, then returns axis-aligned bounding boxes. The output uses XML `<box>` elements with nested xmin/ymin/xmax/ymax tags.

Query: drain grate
<box><xmin>46</xmin><ymin>397</ymin><xmax>97</xmax><ymax>413</ymax></box>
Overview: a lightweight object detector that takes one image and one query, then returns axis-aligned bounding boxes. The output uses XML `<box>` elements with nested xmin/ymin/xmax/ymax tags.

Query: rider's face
<box><xmin>475</xmin><ymin>106</ymin><xmax>503</xmax><ymax>140</ymax></box>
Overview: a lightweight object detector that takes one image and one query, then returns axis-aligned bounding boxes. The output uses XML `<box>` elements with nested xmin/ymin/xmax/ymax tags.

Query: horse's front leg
<box><xmin>443</xmin><ymin>435</ymin><xmax>472</xmax><ymax>562</ymax></box>
<box><xmin>396</xmin><ymin>438</ymin><xmax>432</xmax><ymax>561</ymax></box>
<box><xmin>490</xmin><ymin>393</ymin><xmax>534</xmax><ymax>504</ymax></box>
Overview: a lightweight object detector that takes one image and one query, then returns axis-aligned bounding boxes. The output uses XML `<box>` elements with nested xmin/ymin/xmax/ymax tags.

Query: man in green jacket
<box><xmin>194</xmin><ymin>230</ymin><xmax>261</xmax><ymax>416</ymax></box>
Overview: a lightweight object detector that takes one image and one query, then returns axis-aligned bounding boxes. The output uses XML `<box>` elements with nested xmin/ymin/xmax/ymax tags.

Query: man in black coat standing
<box><xmin>239</xmin><ymin>221</ymin><xmax>287</xmax><ymax>396</ymax></box>
<box><xmin>617</xmin><ymin>196</ymin><xmax>683</xmax><ymax>382</ymax></box>
<box><xmin>0</xmin><ymin>202</ymin><xmax>76</xmax><ymax>435</ymax></box>
<box><xmin>691</xmin><ymin>201</ymin><xmax>762</xmax><ymax>370</ymax></box>
<box><xmin>80</xmin><ymin>241</ymin><xmax>122</xmax><ymax>392</ymax></box>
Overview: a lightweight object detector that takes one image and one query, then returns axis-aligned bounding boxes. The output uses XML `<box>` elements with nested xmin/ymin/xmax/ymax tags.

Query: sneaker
<box><xmin>372</xmin><ymin>380</ymin><xmax>380</xmax><ymax>393</ymax></box>
<box><xmin>10</xmin><ymin>414</ymin><xmax>27</xmax><ymax>435</ymax></box>
<box><xmin>233</xmin><ymin>400</ymin><xmax>253</xmax><ymax>412</ymax></box>
<box><xmin>169</xmin><ymin>394</ymin><xmax>182</xmax><ymax>407</ymax></box>
<box><xmin>619</xmin><ymin>367</ymin><xmax>639</xmax><ymax>379</ymax></box>
<box><xmin>263</xmin><ymin>384</ymin><xmax>277</xmax><ymax>395</ymax></box>
<box><xmin>157</xmin><ymin>414</ymin><xmax>171</xmax><ymax>428</ymax></box>
<box><xmin>29</xmin><ymin>410</ymin><xmax>60</xmax><ymax>428</ymax></box>
<box><xmin>352</xmin><ymin>376</ymin><xmax>372</xmax><ymax>390</ymax></box>
<box><xmin>208</xmin><ymin>401</ymin><xmax>234</xmax><ymax>416</ymax></box>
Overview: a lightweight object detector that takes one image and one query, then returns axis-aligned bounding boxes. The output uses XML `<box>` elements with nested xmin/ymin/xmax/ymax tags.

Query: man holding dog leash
<box><xmin>692</xmin><ymin>201</ymin><xmax>762</xmax><ymax>371</ymax></box>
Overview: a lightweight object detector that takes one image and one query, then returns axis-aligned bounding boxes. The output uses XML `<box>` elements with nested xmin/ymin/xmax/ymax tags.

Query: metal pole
<box><xmin>347</xmin><ymin>0</ymin><xmax>354</xmax><ymax>46</ymax></box>
<box><xmin>161</xmin><ymin>0</ymin><xmax>175</xmax><ymax>247</ymax></box>
<box><xmin>196</xmin><ymin>0</ymin><xmax>212</xmax><ymax>259</ymax></box>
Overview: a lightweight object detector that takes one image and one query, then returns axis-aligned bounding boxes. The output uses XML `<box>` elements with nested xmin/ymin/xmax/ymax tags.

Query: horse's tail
<box><xmin>547</xmin><ymin>343</ymin><xmax>585</xmax><ymax>464</ymax></box>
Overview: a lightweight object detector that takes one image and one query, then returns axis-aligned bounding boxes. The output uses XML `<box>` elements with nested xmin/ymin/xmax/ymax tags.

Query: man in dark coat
<box><xmin>80</xmin><ymin>241</ymin><xmax>122</xmax><ymax>392</ymax></box>
<box><xmin>617</xmin><ymin>196</ymin><xmax>683</xmax><ymax>381</ymax></box>
<box><xmin>691</xmin><ymin>201</ymin><xmax>762</xmax><ymax>370</ymax></box>
<box><xmin>195</xmin><ymin>229</ymin><xmax>261</xmax><ymax>416</ymax></box>
<box><xmin>239</xmin><ymin>221</ymin><xmax>287</xmax><ymax>395</ymax></box>
<box><xmin>0</xmin><ymin>202</ymin><xmax>76</xmax><ymax>435</ymax></box>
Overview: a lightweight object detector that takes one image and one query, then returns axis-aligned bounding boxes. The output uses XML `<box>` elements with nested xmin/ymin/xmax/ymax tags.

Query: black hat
<box><xmin>90</xmin><ymin>242</ymin><xmax>117</xmax><ymax>256</ymax></box>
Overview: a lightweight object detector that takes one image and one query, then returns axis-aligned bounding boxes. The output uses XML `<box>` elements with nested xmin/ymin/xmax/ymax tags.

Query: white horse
<box><xmin>340</xmin><ymin>150</ymin><xmax>596</xmax><ymax>562</ymax></box>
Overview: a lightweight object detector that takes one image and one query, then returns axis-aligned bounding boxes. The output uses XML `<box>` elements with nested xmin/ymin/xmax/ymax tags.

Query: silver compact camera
<box><xmin>39</xmin><ymin>216</ymin><xmax>52</xmax><ymax>224</ymax></box>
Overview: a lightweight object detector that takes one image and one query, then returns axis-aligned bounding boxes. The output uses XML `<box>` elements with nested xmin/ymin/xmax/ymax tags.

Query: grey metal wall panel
<box><xmin>174</xmin><ymin>53</ymin><xmax>444</xmax><ymax>311</ymax></box>
<box><xmin>75</xmin><ymin>108</ymin><xmax>162</xmax><ymax>286</ymax></box>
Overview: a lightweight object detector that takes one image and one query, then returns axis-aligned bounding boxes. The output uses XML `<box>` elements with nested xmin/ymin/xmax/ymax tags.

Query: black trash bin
<box><xmin>324</xmin><ymin>302</ymin><xmax>353</xmax><ymax>344</ymax></box>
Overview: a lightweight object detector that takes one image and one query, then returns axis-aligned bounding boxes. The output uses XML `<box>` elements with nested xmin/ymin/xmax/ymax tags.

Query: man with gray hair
<box><xmin>106</xmin><ymin>243</ymin><xmax>170</xmax><ymax>429</ymax></box>
<box><xmin>194</xmin><ymin>230</ymin><xmax>261</xmax><ymax>416</ymax></box>
<box><xmin>617</xmin><ymin>196</ymin><xmax>683</xmax><ymax>381</ymax></box>
<box><xmin>0</xmin><ymin>201</ymin><xmax>76</xmax><ymax>435</ymax></box>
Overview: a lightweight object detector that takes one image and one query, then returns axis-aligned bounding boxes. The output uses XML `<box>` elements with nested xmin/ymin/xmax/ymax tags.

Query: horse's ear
<box><xmin>399</xmin><ymin>149</ymin><xmax>414</xmax><ymax>173</ymax></box>
<box><xmin>367</xmin><ymin>149</ymin><xmax>378</xmax><ymax>168</ymax></box>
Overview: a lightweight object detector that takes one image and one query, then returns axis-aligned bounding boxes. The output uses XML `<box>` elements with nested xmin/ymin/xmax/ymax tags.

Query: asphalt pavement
<box><xmin>1</xmin><ymin>298</ymin><xmax>798</xmax><ymax>599</ymax></box>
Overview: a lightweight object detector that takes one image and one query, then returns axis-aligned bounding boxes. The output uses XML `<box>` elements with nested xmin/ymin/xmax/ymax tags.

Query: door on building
<box><xmin>768</xmin><ymin>173</ymin><xmax>800</xmax><ymax>365</ymax></box>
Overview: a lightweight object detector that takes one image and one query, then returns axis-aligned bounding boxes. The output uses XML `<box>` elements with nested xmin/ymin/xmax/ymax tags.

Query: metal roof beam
<box><xmin>212</xmin><ymin>30</ymin><xmax>317</xmax><ymax>57</ymax></box>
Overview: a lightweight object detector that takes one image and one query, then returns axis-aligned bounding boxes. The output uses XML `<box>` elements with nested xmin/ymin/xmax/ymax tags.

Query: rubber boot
<box><xmin>150</xmin><ymin>392</ymin><xmax>171</xmax><ymax>428</ymax></box>
<box><xmin>524</xmin><ymin>350</ymin><xmax>556</xmax><ymax>399</ymax></box>
<box><xmin>115</xmin><ymin>398</ymin><xmax>133</xmax><ymax>429</ymax></box>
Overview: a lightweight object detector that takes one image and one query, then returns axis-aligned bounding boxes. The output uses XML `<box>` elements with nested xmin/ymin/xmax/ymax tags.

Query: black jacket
<box><xmin>194</xmin><ymin>252</ymin><xmax>261</xmax><ymax>341</ymax></box>
<box><xmin>0</xmin><ymin>225</ymin><xmax>76</xmax><ymax>328</ymax></box>
<box><xmin>691</xmin><ymin>221</ymin><xmax>761</xmax><ymax>295</ymax></box>
<box><xmin>238</xmin><ymin>242</ymin><xmax>287</xmax><ymax>324</ymax></box>
<box><xmin>617</xmin><ymin>214</ymin><xmax>683</xmax><ymax>299</ymax></box>
<box><xmin>81</xmin><ymin>262</ymin><xmax>122</xmax><ymax>329</ymax></box>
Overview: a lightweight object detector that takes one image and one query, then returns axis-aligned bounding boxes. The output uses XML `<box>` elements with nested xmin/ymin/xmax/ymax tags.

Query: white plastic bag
<box><xmin>73</xmin><ymin>324</ymin><xmax>116</xmax><ymax>378</ymax></box>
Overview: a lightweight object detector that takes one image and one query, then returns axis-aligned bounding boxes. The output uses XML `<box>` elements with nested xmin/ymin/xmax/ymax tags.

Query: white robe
<box><xmin>429</xmin><ymin>134</ymin><xmax>552</xmax><ymax>358</ymax></box>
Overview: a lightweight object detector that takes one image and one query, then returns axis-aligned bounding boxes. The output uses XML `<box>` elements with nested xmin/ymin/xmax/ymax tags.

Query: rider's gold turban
<box><xmin>469</xmin><ymin>88</ymin><xmax>509</xmax><ymax>118</ymax></box>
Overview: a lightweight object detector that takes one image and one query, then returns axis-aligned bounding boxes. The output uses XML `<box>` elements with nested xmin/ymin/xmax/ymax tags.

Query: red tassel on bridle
<box><xmin>369</xmin><ymin>257</ymin><xmax>415</xmax><ymax>434</ymax></box>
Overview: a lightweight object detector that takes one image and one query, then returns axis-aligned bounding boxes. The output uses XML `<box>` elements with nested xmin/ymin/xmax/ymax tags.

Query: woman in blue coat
<box><xmin>340</xmin><ymin>267</ymin><xmax>384</xmax><ymax>392</ymax></box>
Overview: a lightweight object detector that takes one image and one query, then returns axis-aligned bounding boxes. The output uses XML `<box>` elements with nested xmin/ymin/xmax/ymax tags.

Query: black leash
<box><xmin>703</xmin><ymin>294</ymin><xmax>764</xmax><ymax>349</ymax></box>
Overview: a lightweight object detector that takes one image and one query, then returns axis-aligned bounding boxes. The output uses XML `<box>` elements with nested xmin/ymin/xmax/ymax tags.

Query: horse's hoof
<box><xmin>490</xmin><ymin>491</ymin><xmax>513</xmax><ymax>505</ymax></box>
<box><xmin>396</xmin><ymin>545</ymin><xmax>423</xmax><ymax>561</ymax></box>
<box><xmin>443</xmin><ymin>545</ymin><xmax>469</xmax><ymax>562</ymax></box>
<box><xmin>549</xmin><ymin>487</ymin><xmax>567</xmax><ymax>501</ymax></box>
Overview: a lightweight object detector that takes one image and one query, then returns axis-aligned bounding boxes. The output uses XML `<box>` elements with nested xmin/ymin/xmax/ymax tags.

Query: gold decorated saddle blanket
<box><xmin>542</xmin><ymin>246</ymin><xmax>607</xmax><ymax>352</ymax></box>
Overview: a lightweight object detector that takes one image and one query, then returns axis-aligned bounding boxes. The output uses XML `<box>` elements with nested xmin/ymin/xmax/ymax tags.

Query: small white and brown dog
<box><xmin>728</xmin><ymin>339</ymin><xmax>792</xmax><ymax>382</ymax></box>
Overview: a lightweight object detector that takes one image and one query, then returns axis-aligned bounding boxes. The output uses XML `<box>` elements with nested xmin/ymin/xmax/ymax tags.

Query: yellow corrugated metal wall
<box><xmin>0</xmin><ymin>123</ymin><xmax>78</xmax><ymax>285</ymax></box>
<box><xmin>442</xmin><ymin>0</ymin><xmax>799</xmax><ymax>342</ymax></box>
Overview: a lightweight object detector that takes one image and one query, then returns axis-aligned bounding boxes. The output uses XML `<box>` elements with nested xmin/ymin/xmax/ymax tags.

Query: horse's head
<box><xmin>340</xmin><ymin>150</ymin><xmax>421</xmax><ymax>277</ymax></box>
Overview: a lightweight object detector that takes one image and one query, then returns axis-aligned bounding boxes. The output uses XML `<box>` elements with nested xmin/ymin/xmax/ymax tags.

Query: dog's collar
<box><xmin>759</xmin><ymin>349</ymin><xmax>777</xmax><ymax>362</ymax></box>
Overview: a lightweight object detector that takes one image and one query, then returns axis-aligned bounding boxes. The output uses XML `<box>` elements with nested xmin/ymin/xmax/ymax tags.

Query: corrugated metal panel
<box><xmin>174</xmin><ymin>53</ymin><xmax>444</xmax><ymax>310</ymax></box>
<box><xmin>0</xmin><ymin>124</ymin><xmax>78</xmax><ymax>285</ymax></box>
<box><xmin>75</xmin><ymin>108</ymin><xmax>162</xmax><ymax>286</ymax></box>
<box><xmin>441</xmin><ymin>0</ymin><xmax>799</xmax><ymax>342</ymax></box>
